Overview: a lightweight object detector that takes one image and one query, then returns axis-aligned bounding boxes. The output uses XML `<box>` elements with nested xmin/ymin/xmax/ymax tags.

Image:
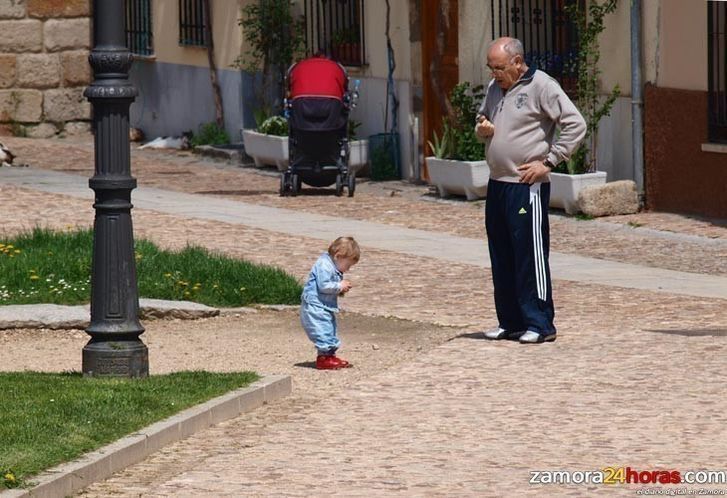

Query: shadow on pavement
<box><xmin>646</xmin><ymin>328</ymin><xmax>727</xmax><ymax>337</ymax></box>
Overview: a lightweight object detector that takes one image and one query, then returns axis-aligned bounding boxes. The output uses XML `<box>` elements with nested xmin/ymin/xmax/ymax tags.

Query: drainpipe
<box><xmin>631</xmin><ymin>0</ymin><xmax>645</xmax><ymax>194</ymax></box>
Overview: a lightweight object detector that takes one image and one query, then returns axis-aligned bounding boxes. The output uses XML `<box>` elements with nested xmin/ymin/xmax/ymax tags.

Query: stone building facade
<box><xmin>0</xmin><ymin>0</ymin><xmax>92</xmax><ymax>137</ymax></box>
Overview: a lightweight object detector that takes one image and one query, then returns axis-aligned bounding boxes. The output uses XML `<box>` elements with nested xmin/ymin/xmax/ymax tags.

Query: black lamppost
<box><xmin>82</xmin><ymin>0</ymin><xmax>147</xmax><ymax>377</ymax></box>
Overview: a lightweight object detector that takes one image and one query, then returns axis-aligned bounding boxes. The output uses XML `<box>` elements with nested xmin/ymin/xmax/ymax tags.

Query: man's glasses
<box><xmin>487</xmin><ymin>57</ymin><xmax>517</xmax><ymax>74</ymax></box>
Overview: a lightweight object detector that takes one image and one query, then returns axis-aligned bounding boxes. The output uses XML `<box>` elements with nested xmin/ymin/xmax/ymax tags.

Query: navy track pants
<box><xmin>485</xmin><ymin>179</ymin><xmax>555</xmax><ymax>335</ymax></box>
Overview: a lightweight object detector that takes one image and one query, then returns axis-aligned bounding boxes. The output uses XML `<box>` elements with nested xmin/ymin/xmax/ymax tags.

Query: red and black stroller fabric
<box><xmin>281</xmin><ymin>55</ymin><xmax>355</xmax><ymax>196</ymax></box>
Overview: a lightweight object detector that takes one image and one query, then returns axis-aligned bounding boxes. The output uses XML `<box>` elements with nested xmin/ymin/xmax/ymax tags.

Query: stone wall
<box><xmin>0</xmin><ymin>0</ymin><xmax>92</xmax><ymax>138</ymax></box>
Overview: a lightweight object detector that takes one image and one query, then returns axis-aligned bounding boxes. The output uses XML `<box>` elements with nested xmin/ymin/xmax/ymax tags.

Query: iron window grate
<box><xmin>179</xmin><ymin>0</ymin><xmax>207</xmax><ymax>47</ymax></box>
<box><xmin>490</xmin><ymin>0</ymin><xmax>581</xmax><ymax>97</ymax></box>
<box><xmin>126</xmin><ymin>0</ymin><xmax>153</xmax><ymax>56</ymax></box>
<box><xmin>303</xmin><ymin>0</ymin><xmax>366</xmax><ymax>67</ymax></box>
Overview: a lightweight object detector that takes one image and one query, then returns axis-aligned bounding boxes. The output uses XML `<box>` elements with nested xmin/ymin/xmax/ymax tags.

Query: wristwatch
<box><xmin>543</xmin><ymin>159</ymin><xmax>556</xmax><ymax>170</ymax></box>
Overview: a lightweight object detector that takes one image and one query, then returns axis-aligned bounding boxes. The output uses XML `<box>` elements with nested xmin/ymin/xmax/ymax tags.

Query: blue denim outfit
<box><xmin>300</xmin><ymin>253</ymin><xmax>343</xmax><ymax>355</ymax></box>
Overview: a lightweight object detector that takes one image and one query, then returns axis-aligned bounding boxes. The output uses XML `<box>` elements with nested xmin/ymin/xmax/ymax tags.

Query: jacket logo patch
<box><xmin>519</xmin><ymin>207</ymin><xmax>527</xmax><ymax>214</ymax></box>
<box><xmin>515</xmin><ymin>93</ymin><xmax>529</xmax><ymax>109</ymax></box>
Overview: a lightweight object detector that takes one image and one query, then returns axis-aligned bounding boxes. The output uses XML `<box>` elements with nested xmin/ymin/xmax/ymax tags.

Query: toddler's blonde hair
<box><xmin>328</xmin><ymin>236</ymin><xmax>361</xmax><ymax>262</ymax></box>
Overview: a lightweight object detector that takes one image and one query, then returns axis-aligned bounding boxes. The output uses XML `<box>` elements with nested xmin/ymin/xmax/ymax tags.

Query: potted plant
<box><xmin>244</xmin><ymin>116</ymin><xmax>368</xmax><ymax>174</ymax></box>
<box><xmin>550</xmin><ymin>0</ymin><xmax>620</xmax><ymax>214</ymax></box>
<box><xmin>425</xmin><ymin>82</ymin><xmax>490</xmax><ymax>200</ymax></box>
<box><xmin>347</xmin><ymin>119</ymin><xmax>369</xmax><ymax>175</ymax></box>
<box><xmin>242</xmin><ymin>116</ymin><xmax>289</xmax><ymax>170</ymax></box>
<box><xmin>237</xmin><ymin>0</ymin><xmax>304</xmax><ymax>139</ymax></box>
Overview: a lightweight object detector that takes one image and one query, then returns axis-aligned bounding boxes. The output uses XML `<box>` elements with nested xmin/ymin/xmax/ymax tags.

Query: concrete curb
<box><xmin>2</xmin><ymin>375</ymin><xmax>291</xmax><ymax>498</ymax></box>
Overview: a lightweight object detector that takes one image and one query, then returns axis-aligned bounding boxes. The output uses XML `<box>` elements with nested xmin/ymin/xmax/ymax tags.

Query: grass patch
<box><xmin>0</xmin><ymin>228</ymin><xmax>301</xmax><ymax>307</ymax></box>
<box><xmin>574</xmin><ymin>213</ymin><xmax>594</xmax><ymax>221</ymax></box>
<box><xmin>627</xmin><ymin>220</ymin><xmax>644</xmax><ymax>228</ymax></box>
<box><xmin>0</xmin><ymin>370</ymin><xmax>258</xmax><ymax>488</ymax></box>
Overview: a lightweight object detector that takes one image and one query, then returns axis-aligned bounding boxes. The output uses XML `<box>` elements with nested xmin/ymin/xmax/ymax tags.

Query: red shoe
<box><xmin>316</xmin><ymin>355</ymin><xmax>352</xmax><ymax>370</ymax></box>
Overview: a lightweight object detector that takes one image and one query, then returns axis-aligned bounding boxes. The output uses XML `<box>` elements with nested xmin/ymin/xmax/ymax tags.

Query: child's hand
<box><xmin>339</xmin><ymin>280</ymin><xmax>352</xmax><ymax>295</ymax></box>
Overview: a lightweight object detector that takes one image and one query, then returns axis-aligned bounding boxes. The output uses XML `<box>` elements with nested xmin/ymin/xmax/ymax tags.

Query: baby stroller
<box><xmin>280</xmin><ymin>55</ymin><xmax>359</xmax><ymax>197</ymax></box>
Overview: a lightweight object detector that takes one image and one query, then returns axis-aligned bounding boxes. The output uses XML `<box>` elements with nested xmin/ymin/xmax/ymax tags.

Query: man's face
<box><xmin>486</xmin><ymin>50</ymin><xmax>522</xmax><ymax>90</ymax></box>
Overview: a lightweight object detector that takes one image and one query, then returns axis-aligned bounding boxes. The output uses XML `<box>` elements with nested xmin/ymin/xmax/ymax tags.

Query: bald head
<box><xmin>486</xmin><ymin>37</ymin><xmax>527</xmax><ymax>90</ymax></box>
<box><xmin>488</xmin><ymin>37</ymin><xmax>524</xmax><ymax>59</ymax></box>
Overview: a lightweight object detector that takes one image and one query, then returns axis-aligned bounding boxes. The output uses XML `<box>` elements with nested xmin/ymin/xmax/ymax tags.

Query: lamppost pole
<box><xmin>82</xmin><ymin>0</ymin><xmax>147</xmax><ymax>377</ymax></box>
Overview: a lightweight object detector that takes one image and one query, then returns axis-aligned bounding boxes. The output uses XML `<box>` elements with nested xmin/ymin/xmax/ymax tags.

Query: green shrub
<box><xmin>258</xmin><ymin>115</ymin><xmax>288</xmax><ymax>136</ymax></box>
<box><xmin>190</xmin><ymin>122</ymin><xmax>230</xmax><ymax>147</ymax></box>
<box><xmin>428</xmin><ymin>82</ymin><xmax>485</xmax><ymax>161</ymax></box>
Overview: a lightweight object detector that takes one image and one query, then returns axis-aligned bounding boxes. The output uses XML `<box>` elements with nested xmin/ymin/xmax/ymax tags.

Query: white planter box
<box><xmin>550</xmin><ymin>171</ymin><xmax>608</xmax><ymax>214</ymax></box>
<box><xmin>348</xmin><ymin>139</ymin><xmax>368</xmax><ymax>174</ymax></box>
<box><xmin>426</xmin><ymin>157</ymin><xmax>490</xmax><ymax>200</ymax></box>
<box><xmin>242</xmin><ymin>129</ymin><xmax>289</xmax><ymax>171</ymax></box>
<box><xmin>243</xmin><ymin>130</ymin><xmax>368</xmax><ymax>174</ymax></box>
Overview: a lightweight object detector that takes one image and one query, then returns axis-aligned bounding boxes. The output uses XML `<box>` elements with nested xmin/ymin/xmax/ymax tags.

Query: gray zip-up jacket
<box><xmin>478</xmin><ymin>67</ymin><xmax>586</xmax><ymax>183</ymax></box>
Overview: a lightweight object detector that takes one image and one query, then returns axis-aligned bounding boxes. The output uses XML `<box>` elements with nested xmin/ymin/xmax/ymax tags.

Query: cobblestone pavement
<box><xmin>2</xmin><ymin>136</ymin><xmax>727</xmax><ymax>496</ymax></box>
<box><xmin>4</xmin><ymin>137</ymin><xmax>726</xmax><ymax>277</ymax></box>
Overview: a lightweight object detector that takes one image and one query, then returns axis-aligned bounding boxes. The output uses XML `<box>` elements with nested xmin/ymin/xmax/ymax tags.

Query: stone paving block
<box><xmin>28</xmin><ymin>0</ymin><xmax>90</xmax><ymax>18</ymax></box>
<box><xmin>63</xmin><ymin>120</ymin><xmax>91</xmax><ymax>135</ymax></box>
<box><xmin>263</xmin><ymin>374</ymin><xmax>293</xmax><ymax>403</ymax></box>
<box><xmin>578</xmin><ymin>180</ymin><xmax>640</xmax><ymax>217</ymax></box>
<box><xmin>141</xmin><ymin>419</ymin><xmax>182</xmax><ymax>455</ymax></box>
<box><xmin>60</xmin><ymin>49</ymin><xmax>91</xmax><ymax>86</ymax></box>
<box><xmin>0</xmin><ymin>20</ymin><xmax>42</xmax><ymax>52</ymax></box>
<box><xmin>43</xmin><ymin>18</ymin><xmax>90</xmax><ymax>51</ymax></box>
<box><xmin>207</xmin><ymin>391</ymin><xmax>243</xmax><ymax>425</ymax></box>
<box><xmin>0</xmin><ymin>0</ymin><xmax>26</xmax><ymax>18</ymax></box>
<box><xmin>43</xmin><ymin>87</ymin><xmax>90</xmax><ymax>121</ymax></box>
<box><xmin>106</xmin><ymin>434</ymin><xmax>149</xmax><ymax>476</ymax></box>
<box><xmin>17</xmin><ymin>53</ymin><xmax>61</xmax><ymax>88</ymax></box>
<box><xmin>0</xmin><ymin>89</ymin><xmax>43</xmax><ymax>123</ymax></box>
<box><xmin>24</xmin><ymin>122</ymin><xmax>58</xmax><ymax>139</ymax></box>
<box><xmin>0</xmin><ymin>54</ymin><xmax>17</xmax><ymax>88</ymax></box>
<box><xmin>62</xmin><ymin>453</ymin><xmax>113</xmax><ymax>496</ymax></box>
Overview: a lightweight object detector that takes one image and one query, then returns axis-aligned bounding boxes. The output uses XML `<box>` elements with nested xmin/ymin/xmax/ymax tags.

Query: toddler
<box><xmin>300</xmin><ymin>236</ymin><xmax>360</xmax><ymax>370</ymax></box>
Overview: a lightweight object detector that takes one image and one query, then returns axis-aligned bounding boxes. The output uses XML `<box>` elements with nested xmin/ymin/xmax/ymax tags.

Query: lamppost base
<box><xmin>82</xmin><ymin>339</ymin><xmax>149</xmax><ymax>378</ymax></box>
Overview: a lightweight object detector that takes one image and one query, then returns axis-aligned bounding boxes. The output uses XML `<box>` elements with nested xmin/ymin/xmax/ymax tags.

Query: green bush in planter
<box><xmin>258</xmin><ymin>116</ymin><xmax>288</xmax><ymax>136</ymax></box>
<box><xmin>428</xmin><ymin>82</ymin><xmax>485</xmax><ymax>161</ymax></box>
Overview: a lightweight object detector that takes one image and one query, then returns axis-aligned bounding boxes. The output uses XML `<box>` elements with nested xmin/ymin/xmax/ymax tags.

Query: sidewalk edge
<box><xmin>5</xmin><ymin>375</ymin><xmax>291</xmax><ymax>498</ymax></box>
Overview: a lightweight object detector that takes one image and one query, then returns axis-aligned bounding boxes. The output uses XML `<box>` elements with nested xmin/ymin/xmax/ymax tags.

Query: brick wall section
<box><xmin>643</xmin><ymin>83</ymin><xmax>727</xmax><ymax>219</ymax></box>
<box><xmin>0</xmin><ymin>0</ymin><xmax>92</xmax><ymax>138</ymax></box>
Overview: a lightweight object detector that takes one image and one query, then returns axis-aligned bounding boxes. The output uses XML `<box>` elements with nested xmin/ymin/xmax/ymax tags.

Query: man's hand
<box><xmin>517</xmin><ymin>160</ymin><xmax>551</xmax><ymax>184</ymax></box>
<box><xmin>339</xmin><ymin>280</ymin><xmax>352</xmax><ymax>295</ymax></box>
<box><xmin>475</xmin><ymin>115</ymin><xmax>495</xmax><ymax>138</ymax></box>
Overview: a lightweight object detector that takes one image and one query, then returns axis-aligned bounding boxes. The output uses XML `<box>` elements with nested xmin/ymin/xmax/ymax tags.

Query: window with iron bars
<box><xmin>126</xmin><ymin>0</ymin><xmax>153</xmax><ymax>56</ymax></box>
<box><xmin>490</xmin><ymin>0</ymin><xmax>582</xmax><ymax>97</ymax></box>
<box><xmin>303</xmin><ymin>0</ymin><xmax>366</xmax><ymax>67</ymax></box>
<box><xmin>708</xmin><ymin>1</ymin><xmax>727</xmax><ymax>143</ymax></box>
<box><xmin>179</xmin><ymin>0</ymin><xmax>207</xmax><ymax>47</ymax></box>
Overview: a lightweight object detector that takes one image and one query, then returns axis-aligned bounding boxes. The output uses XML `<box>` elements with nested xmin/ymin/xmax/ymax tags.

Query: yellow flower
<box><xmin>6</xmin><ymin>244</ymin><xmax>13</xmax><ymax>249</ymax></box>
<box><xmin>13</xmin><ymin>249</ymin><xmax>20</xmax><ymax>254</ymax></box>
<box><xmin>29</xmin><ymin>275</ymin><xmax>39</xmax><ymax>280</ymax></box>
<box><xmin>164</xmin><ymin>273</ymin><xmax>172</xmax><ymax>278</ymax></box>
<box><xmin>183</xmin><ymin>291</ymin><xmax>191</xmax><ymax>297</ymax></box>
<box><xmin>0</xmin><ymin>243</ymin><xmax>5</xmax><ymax>248</ymax></box>
<box><xmin>4</xmin><ymin>471</ymin><xmax>16</xmax><ymax>483</ymax></box>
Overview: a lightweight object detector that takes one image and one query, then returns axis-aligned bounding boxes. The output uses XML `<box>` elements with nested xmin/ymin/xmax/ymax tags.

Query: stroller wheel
<box><xmin>291</xmin><ymin>174</ymin><xmax>300</xmax><ymax>196</ymax></box>
<box><xmin>335</xmin><ymin>174</ymin><xmax>343</xmax><ymax>197</ymax></box>
<box><xmin>347</xmin><ymin>173</ymin><xmax>355</xmax><ymax>197</ymax></box>
<box><xmin>279</xmin><ymin>173</ymin><xmax>287</xmax><ymax>196</ymax></box>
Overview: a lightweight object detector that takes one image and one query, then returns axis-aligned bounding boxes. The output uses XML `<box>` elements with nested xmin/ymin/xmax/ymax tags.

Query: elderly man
<box><xmin>476</xmin><ymin>37</ymin><xmax>586</xmax><ymax>344</ymax></box>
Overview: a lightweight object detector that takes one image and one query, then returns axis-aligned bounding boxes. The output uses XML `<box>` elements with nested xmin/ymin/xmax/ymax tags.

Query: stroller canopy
<box><xmin>289</xmin><ymin>56</ymin><xmax>347</xmax><ymax>101</ymax></box>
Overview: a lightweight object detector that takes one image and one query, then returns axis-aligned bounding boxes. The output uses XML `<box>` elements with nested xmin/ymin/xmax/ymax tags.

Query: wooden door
<box><xmin>421</xmin><ymin>0</ymin><xmax>459</xmax><ymax>179</ymax></box>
